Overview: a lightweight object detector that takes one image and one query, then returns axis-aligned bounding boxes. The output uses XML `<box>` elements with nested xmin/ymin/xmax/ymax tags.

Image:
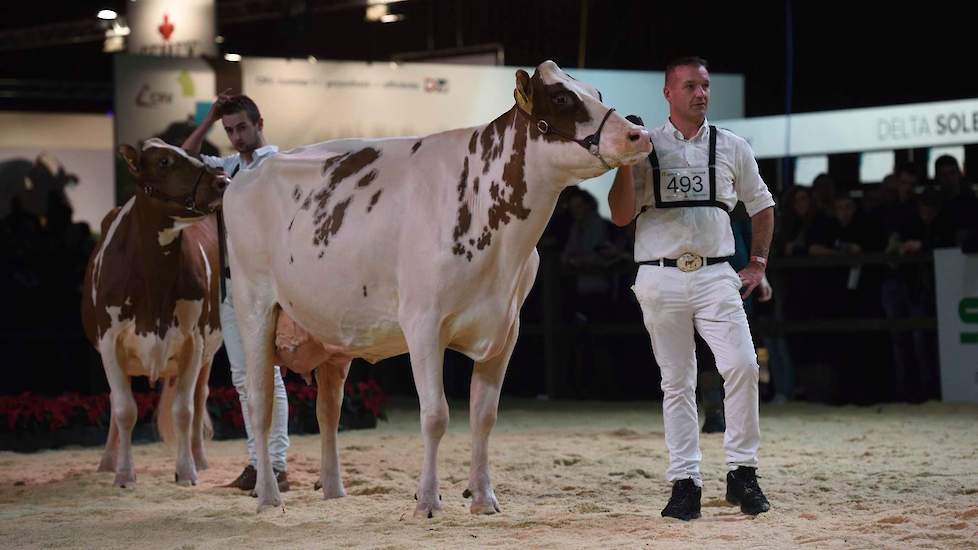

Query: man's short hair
<box><xmin>665</xmin><ymin>56</ymin><xmax>709</xmax><ymax>83</ymax></box>
<box><xmin>217</xmin><ymin>94</ymin><xmax>261</xmax><ymax>124</ymax></box>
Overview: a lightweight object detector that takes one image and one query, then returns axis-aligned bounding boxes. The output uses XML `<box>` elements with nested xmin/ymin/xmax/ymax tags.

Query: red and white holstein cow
<box><xmin>224</xmin><ymin>60</ymin><xmax>652</xmax><ymax>514</ymax></box>
<box><xmin>82</xmin><ymin>139</ymin><xmax>228</xmax><ymax>487</ymax></box>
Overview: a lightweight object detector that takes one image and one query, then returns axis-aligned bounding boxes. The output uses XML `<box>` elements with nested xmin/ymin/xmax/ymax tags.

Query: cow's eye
<box><xmin>158</xmin><ymin>157</ymin><xmax>171</xmax><ymax>169</ymax></box>
<box><xmin>552</xmin><ymin>92</ymin><xmax>574</xmax><ymax>107</ymax></box>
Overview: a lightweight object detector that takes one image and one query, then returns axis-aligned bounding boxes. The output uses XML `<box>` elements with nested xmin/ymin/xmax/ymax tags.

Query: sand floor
<box><xmin>1</xmin><ymin>399</ymin><xmax>977</xmax><ymax>549</ymax></box>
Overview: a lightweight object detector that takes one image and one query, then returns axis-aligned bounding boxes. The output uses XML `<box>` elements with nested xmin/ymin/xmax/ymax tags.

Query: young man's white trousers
<box><xmin>633</xmin><ymin>262</ymin><xmax>760</xmax><ymax>487</ymax></box>
<box><xmin>220</xmin><ymin>289</ymin><xmax>290</xmax><ymax>472</ymax></box>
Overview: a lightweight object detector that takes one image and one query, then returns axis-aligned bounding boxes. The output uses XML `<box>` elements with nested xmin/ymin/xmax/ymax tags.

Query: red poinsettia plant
<box><xmin>0</xmin><ymin>392</ymin><xmax>159</xmax><ymax>433</ymax></box>
<box><xmin>345</xmin><ymin>379</ymin><xmax>388</xmax><ymax>421</ymax></box>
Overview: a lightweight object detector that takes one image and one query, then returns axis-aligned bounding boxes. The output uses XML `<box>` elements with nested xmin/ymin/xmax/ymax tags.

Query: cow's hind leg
<box><xmin>316</xmin><ymin>360</ymin><xmax>351</xmax><ymax>499</ymax></box>
<box><xmin>97</xmin><ymin>413</ymin><xmax>119</xmax><ymax>472</ymax></box>
<box><xmin>405</xmin><ymin>324</ymin><xmax>449</xmax><ymax>518</ymax></box>
<box><xmin>191</xmin><ymin>358</ymin><xmax>213</xmax><ymax>470</ymax></box>
<box><xmin>236</xmin><ymin>284</ymin><xmax>282</xmax><ymax>512</ymax></box>
<box><xmin>465</xmin><ymin>319</ymin><xmax>518</xmax><ymax>515</ymax></box>
<box><xmin>99</xmin><ymin>336</ymin><xmax>138</xmax><ymax>488</ymax></box>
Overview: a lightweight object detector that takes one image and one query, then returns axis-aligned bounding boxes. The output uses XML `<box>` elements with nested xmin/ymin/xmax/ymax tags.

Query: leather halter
<box><xmin>140</xmin><ymin>165</ymin><xmax>213</xmax><ymax>215</ymax></box>
<box><xmin>513</xmin><ymin>96</ymin><xmax>617</xmax><ymax>169</ymax></box>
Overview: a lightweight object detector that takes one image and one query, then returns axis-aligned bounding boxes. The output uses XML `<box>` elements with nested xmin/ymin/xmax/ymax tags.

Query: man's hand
<box><xmin>757</xmin><ymin>274</ymin><xmax>773</xmax><ymax>302</ymax></box>
<box><xmin>204</xmin><ymin>88</ymin><xmax>234</xmax><ymax>123</ymax></box>
<box><xmin>738</xmin><ymin>261</ymin><xmax>766</xmax><ymax>299</ymax></box>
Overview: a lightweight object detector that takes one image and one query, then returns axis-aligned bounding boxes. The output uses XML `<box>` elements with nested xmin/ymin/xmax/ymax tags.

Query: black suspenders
<box><xmin>646</xmin><ymin>125</ymin><xmax>729</xmax><ymax>212</ymax></box>
<box><xmin>217</xmin><ymin>163</ymin><xmax>240</xmax><ymax>302</ymax></box>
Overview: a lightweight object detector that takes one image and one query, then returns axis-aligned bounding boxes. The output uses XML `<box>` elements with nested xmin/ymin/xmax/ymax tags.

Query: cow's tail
<box><xmin>156</xmin><ymin>377</ymin><xmax>177</xmax><ymax>445</ymax></box>
<box><xmin>155</xmin><ymin>363</ymin><xmax>214</xmax><ymax>446</ymax></box>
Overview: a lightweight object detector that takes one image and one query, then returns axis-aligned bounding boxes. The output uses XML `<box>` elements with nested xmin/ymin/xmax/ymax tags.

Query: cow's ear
<box><xmin>515</xmin><ymin>69</ymin><xmax>533</xmax><ymax>112</ymax></box>
<box><xmin>118</xmin><ymin>144</ymin><xmax>140</xmax><ymax>176</ymax></box>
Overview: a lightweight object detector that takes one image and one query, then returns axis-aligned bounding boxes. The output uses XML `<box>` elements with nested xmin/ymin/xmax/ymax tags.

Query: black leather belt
<box><xmin>638</xmin><ymin>254</ymin><xmax>731</xmax><ymax>272</ymax></box>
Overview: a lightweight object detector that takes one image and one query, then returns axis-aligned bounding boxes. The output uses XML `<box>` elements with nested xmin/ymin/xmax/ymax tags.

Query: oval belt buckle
<box><xmin>677</xmin><ymin>252</ymin><xmax>704</xmax><ymax>272</ymax></box>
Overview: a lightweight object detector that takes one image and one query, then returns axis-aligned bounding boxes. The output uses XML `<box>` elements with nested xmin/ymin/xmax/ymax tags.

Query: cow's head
<box><xmin>514</xmin><ymin>60</ymin><xmax>652</xmax><ymax>178</ymax></box>
<box><xmin>119</xmin><ymin>138</ymin><xmax>229</xmax><ymax>216</ymax></box>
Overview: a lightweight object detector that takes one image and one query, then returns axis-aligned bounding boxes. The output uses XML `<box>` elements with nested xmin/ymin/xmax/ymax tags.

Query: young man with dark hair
<box><xmin>182</xmin><ymin>92</ymin><xmax>290</xmax><ymax>492</ymax></box>
<box><xmin>609</xmin><ymin>56</ymin><xmax>775</xmax><ymax>520</ymax></box>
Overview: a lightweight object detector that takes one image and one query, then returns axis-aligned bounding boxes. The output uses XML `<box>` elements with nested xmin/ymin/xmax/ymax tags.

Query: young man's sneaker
<box><xmin>661</xmin><ymin>478</ymin><xmax>702</xmax><ymax>521</ymax></box>
<box><xmin>223</xmin><ymin>464</ymin><xmax>257</xmax><ymax>490</ymax></box>
<box><xmin>725</xmin><ymin>466</ymin><xmax>770</xmax><ymax>515</ymax></box>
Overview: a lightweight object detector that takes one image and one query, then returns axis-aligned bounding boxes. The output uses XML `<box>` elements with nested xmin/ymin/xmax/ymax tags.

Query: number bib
<box><xmin>659</xmin><ymin>167</ymin><xmax>709</xmax><ymax>203</ymax></box>
<box><xmin>640</xmin><ymin>125</ymin><xmax>729</xmax><ymax>213</ymax></box>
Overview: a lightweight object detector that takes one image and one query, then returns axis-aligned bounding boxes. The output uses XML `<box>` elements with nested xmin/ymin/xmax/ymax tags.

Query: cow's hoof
<box><xmin>256</xmin><ymin>498</ymin><xmax>284</xmax><ymax>514</ymax></box>
<box><xmin>413</xmin><ymin>504</ymin><xmax>443</xmax><ymax>519</ymax></box>
<box><xmin>174</xmin><ymin>472</ymin><xmax>198</xmax><ymax>487</ymax></box>
<box><xmin>464</xmin><ymin>488</ymin><xmax>501</xmax><ymax>515</ymax></box>
<box><xmin>320</xmin><ymin>481</ymin><xmax>346</xmax><ymax>500</ymax></box>
<box><xmin>114</xmin><ymin>472</ymin><xmax>136</xmax><ymax>489</ymax></box>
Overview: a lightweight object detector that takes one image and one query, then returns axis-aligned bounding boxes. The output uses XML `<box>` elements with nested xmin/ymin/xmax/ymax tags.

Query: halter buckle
<box><xmin>536</xmin><ymin>120</ymin><xmax>550</xmax><ymax>134</ymax></box>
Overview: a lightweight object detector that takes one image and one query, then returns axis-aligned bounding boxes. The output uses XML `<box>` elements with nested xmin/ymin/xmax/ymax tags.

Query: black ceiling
<box><xmin>1</xmin><ymin>0</ymin><xmax>975</xmax><ymax>117</ymax></box>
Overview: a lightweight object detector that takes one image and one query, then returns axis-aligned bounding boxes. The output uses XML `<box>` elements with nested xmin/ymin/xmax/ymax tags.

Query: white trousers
<box><xmin>220</xmin><ymin>287</ymin><xmax>290</xmax><ymax>471</ymax></box>
<box><xmin>633</xmin><ymin>262</ymin><xmax>760</xmax><ymax>487</ymax></box>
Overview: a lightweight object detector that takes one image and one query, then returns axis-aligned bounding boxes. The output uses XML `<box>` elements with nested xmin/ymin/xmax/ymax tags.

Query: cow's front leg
<box><xmin>316</xmin><ymin>360</ymin><xmax>351</xmax><ymax>499</ymax></box>
<box><xmin>99</xmin><ymin>336</ymin><xmax>138</xmax><ymax>488</ymax></box>
<box><xmin>465</xmin><ymin>319</ymin><xmax>518</xmax><ymax>514</ymax></box>
<box><xmin>172</xmin><ymin>363</ymin><xmax>202</xmax><ymax>486</ymax></box>
<box><xmin>406</xmin><ymin>327</ymin><xmax>449</xmax><ymax>518</ymax></box>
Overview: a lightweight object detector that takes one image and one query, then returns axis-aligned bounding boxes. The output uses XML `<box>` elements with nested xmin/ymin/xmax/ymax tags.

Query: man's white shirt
<box><xmin>632</xmin><ymin>119</ymin><xmax>774</xmax><ymax>261</ymax></box>
<box><xmin>201</xmin><ymin>144</ymin><xmax>279</xmax><ymax>175</ymax></box>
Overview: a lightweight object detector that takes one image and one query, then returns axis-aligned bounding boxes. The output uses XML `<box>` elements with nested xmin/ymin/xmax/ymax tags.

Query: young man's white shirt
<box><xmin>201</xmin><ymin>144</ymin><xmax>279</xmax><ymax>175</ymax></box>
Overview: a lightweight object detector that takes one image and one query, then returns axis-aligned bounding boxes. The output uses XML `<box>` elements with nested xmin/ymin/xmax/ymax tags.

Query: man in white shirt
<box><xmin>609</xmin><ymin>57</ymin><xmax>774</xmax><ymax>520</ymax></box>
<box><xmin>181</xmin><ymin>93</ymin><xmax>290</xmax><ymax>492</ymax></box>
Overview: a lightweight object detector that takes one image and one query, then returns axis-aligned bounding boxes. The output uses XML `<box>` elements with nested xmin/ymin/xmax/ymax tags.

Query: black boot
<box><xmin>701</xmin><ymin>406</ymin><xmax>726</xmax><ymax>434</ymax></box>
<box><xmin>661</xmin><ymin>478</ymin><xmax>702</xmax><ymax>521</ymax></box>
<box><xmin>725</xmin><ymin>466</ymin><xmax>770</xmax><ymax>515</ymax></box>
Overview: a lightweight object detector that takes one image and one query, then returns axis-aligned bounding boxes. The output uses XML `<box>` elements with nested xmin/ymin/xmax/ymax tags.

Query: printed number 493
<box><xmin>667</xmin><ymin>175</ymin><xmax>704</xmax><ymax>194</ymax></box>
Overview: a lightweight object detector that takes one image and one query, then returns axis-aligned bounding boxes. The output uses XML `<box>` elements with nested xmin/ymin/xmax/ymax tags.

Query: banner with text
<box><xmin>241</xmin><ymin>58</ymin><xmax>744</xmax><ymax>216</ymax></box>
<box><xmin>717</xmin><ymin>98</ymin><xmax>978</xmax><ymax>159</ymax></box>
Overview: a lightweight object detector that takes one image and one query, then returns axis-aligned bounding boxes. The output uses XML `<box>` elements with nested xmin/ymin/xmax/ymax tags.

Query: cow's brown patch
<box><xmin>453</xmin><ymin>204</ymin><xmax>471</xmax><ymax>241</ymax></box>
<box><xmin>330</xmin><ymin>148</ymin><xmax>381</xmax><ymax>186</ymax></box>
<box><xmin>411</xmin><ymin>139</ymin><xmax>423</xmax><ymax>155</ymax></box>
<box><xmin>357</xmin><ymin>170</ymin><xmax>378</xmax><ymax>188</ymax></box>
<box><xmin>322</xmin><ymin>152</ymin><xmax>350</xmax><ymax>176</ymax></box>
<box><xmin>490</xmin><ymin>112</ymin><xmax>532</xmax><ymax>229</ymax></box>
<box><xmin>447</xmin><ymin>108</ymin><xmax>534</xmax><ymax>262</ymax></box>
<box><xmin>480</xmin><ymin>118</ymin><xmax>507</xmax><ymax>174</ymax></box>
<box><xmin>450</xmin><ymin>157</ymin><xmax>473</xmax><ymax>258</ymax></box>
<box><xmin>366</xmin><ymin>189</ymin><xmax>382</xmax><ymax>213</ymax></box>
<box><xmin>313</xmin><ymin>196</ymin><xmax>352</xmax><ymax>255</ymax></box>
<box><xmin>311</xmin><ymin>148</ymin><xmax>382</xmax><ymax>252</ymax></box>
<box><xmin>527</xmin><ymin>71</ymin><xmax>593</xmax><ymax>144</ymax></box>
